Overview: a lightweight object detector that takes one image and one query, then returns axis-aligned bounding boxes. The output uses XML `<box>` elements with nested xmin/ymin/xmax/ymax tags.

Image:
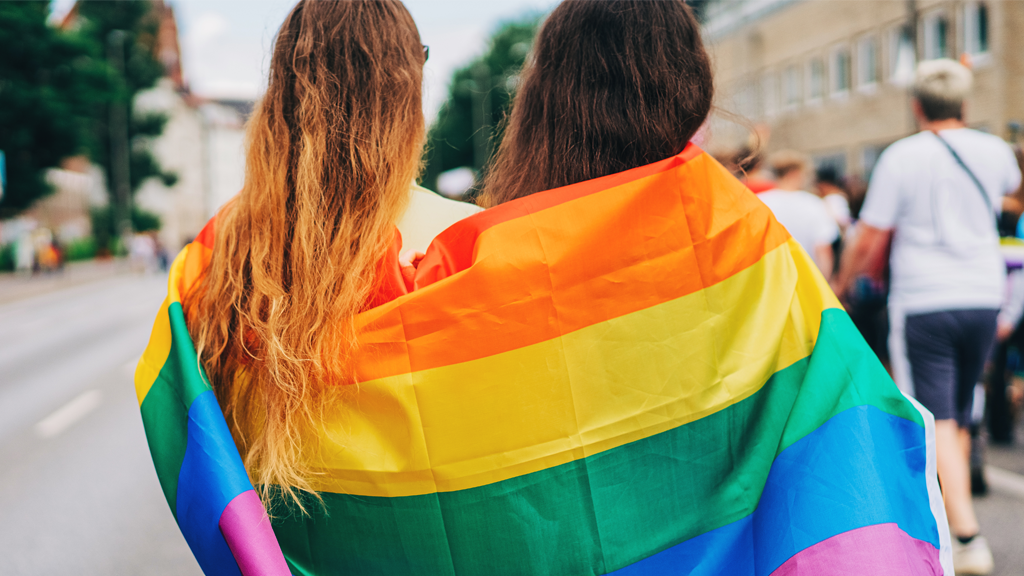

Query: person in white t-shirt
<box><xmin>815</xmin><ymin>166</ymin><xmax>852</xmax><ymax>233</ymax></box>
<box><xmin>758</xmin><ymin>150</ymin><xmax>839</xmax><ymax>279</ymax></box>
<box><xmin>835</xmin><ymin>59</ymin><xmax>1022</xmax><ymax>575</ymax></box>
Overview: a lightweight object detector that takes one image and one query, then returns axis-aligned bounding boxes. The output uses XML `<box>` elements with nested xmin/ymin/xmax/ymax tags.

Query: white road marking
<box><xmin>985</xmin><ymin>465</ymin><xmax>1024</xmax><ymax>501</ymax></box>
<box><xmin>35</xmin><ymin>390</ymin><xmax>102</xmax><ymax>439</ymax></box>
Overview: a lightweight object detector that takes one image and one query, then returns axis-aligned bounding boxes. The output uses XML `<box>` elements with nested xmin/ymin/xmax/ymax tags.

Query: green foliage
<box><xmin>90</xmin><ymin>204</ymin><xmax>162</xmax><ymax>251</ymax></box>
<box><xmin>75</xmin><ymin>1</ymin><xmax>170</xmax><ymax>201</ymax></box>
<box><xmin>0</xmin><ymin>243</ymin><xmax>13</xmax><ymax>272</ymax></box>
<box><xmin>0</xmin><ymin>1</ymin><xmax>172</xmax><ymax>220</ymax></box>
<box><xmin>63</xmin><ymin>236</ymin><xmax>97</xmax><ymax>261</ymax></box>
<box><xmin>131</xmin><ymin>206</ymin><xmax>161</xmax><ymax>232</ymax></box>
<box><xmin>0</xmin><ymin>1</ymin><xmax>116</xmax><ymax>216</ymax></box>
<box><xmin>129</xmin><ymin>110</ymin><xmax>179</xmax><ymax>190</ymax></box>
<box><xmin>420</xmin><ymin>16</ymin><xmax>541</xmax><ymax>194</ymax></box>
<box><xmin>90</xmin><ymin>205</ymin><xmax>115</xmax><ymax>251</ymax></box>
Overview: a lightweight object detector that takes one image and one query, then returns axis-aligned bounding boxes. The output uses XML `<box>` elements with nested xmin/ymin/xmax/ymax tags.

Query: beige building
<box><xmin>49</xmin><ymin>0</ymin><xmax>251</xmax><ymax>251</ymax></box>
<box><xmin>134</xmin><ymin>82</ymin><xmax>249</xmax><ymax>250</ymax></box>
<box><xmin>704</xmin><ymin>0</ymin><xmax>1024</xmax><ymax>178</ymax></box>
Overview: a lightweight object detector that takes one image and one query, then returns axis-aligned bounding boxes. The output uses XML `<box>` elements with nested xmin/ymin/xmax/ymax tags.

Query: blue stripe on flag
<box><xmin>611</xmin><ymin>405</ymin><xmax>939</xmax><ymax>575</ymax></box>
<box><xmin>175</xmin><ymin>390</ymin><xmax>252</xmax><ymax>576</ymax></box>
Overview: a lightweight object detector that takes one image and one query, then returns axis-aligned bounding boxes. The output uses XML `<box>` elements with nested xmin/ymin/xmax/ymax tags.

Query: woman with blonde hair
<box><xmin>137</xmin><ymin>1</ymin><xmax>480</xmax><ymax>572</ymax></box>
<box><xmin>181</xmin><ymin>0</ymin><xmax>437</xmax><ymax>503</ymax></box>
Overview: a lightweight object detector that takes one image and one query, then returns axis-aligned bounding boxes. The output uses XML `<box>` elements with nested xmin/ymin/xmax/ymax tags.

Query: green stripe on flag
<box><xmin>272</xmin><ymin>309</ymin><xmax>921</xmax><ymax>575</ymax></box>
<box><xmin>140</xmin><ymin>301</ymin><xmax>214</xmax><ymax>517</ymax></box>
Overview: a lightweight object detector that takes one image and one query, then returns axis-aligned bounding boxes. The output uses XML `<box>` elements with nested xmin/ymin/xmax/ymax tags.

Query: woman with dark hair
<box><xmin>480</xmin><ymin>0</ymin><xmax>712</xmax><ymax>205</ymax></box>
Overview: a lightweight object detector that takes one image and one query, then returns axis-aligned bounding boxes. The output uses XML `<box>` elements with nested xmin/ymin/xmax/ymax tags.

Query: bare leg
<box><xmin>935</xmin><ymin>418</ymin><xmax>979</xmax><ymax>537</ymax></box>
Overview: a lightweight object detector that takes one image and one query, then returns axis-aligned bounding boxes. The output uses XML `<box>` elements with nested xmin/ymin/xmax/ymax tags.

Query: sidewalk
<box><xmin>0</xmin><ymin>259</ymin><xmax>133</xmax><ymax>306</ymax></box>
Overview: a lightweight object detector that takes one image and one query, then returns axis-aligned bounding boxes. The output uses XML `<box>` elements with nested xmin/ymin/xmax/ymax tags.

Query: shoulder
<box><xmin>882</xmin><ymin>132</ymin><xmax>935</xmax><ymax>160</ymax></box>
<box><xmin>954</xmin><ymin>129</ymin><xmax>1018</xmax><ymax>167</ymax></box>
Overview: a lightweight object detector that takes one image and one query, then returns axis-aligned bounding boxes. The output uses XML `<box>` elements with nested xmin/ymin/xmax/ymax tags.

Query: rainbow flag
<box><xmin>136</xmin><ymin>146</ymin><xmax>952</xmax><ymax>575</ymax></box>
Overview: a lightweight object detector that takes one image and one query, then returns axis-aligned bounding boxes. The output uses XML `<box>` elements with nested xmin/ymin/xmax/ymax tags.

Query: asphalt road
<box><xmin>0</xmin><ymin>271</ymin><xmax>1022</xmax><ymax>575</ymax></box>
<box><xmin>0</xmin><ymin>272</ymin><xmax>201</xmax><ymax>576</ymax></box>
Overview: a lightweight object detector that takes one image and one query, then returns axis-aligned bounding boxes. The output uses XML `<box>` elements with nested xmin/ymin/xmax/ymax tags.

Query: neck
<box><xmin>921</xmin><ymin>118</ymin><xmax>966</xmax><ymax>132</ymax></box>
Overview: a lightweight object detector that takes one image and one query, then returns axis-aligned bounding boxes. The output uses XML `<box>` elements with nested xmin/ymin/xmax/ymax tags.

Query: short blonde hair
<box><xmin>769</xmin><ymin>149</ymin><xmax>811</xmax><ymax>179</ymax></box>
<box><xmin>912</xmin><ymin>59</ymin><xmax>973</xmax><ymax>121</ymax></box>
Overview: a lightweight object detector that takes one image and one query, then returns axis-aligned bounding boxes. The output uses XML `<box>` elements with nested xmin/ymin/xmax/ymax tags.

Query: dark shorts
<box><xmin>904</xmin><ymin>308</ymin><xmax>998</xmax><ymax>427</ymax></box>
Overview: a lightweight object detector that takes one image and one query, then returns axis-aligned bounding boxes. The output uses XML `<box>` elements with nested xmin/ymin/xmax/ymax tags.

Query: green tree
<box><xmin>0</xmin><ymin>2</ymin><xmax>114</xmax><ymax>216</ymax></box>
<box><xmin>420</xmin><ymin>16</ymin><xmax>541</xmax><ymax>196</ymax></box>
<box><xmin>74</xmin><ymin>1</ymin><xmax>175</xmax><ymax>243</ymax></box>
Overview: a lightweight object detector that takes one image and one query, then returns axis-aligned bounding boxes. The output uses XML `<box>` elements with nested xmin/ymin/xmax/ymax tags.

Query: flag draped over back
<box><xmin>135</xmin><ymin>146</ymin><xmax>951</xmax><ymax>575</ymax></box>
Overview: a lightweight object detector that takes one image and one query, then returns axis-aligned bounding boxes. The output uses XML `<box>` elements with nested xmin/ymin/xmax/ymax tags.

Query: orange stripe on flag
<box><xmin>353</xmin><ymin>151</ymin><xmax>790</xmax><ymax>382</ymax></box>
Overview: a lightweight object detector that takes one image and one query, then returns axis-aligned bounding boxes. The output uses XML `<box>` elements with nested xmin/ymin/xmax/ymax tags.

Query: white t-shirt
<box><xmin>758</xmin><ymin>189</ymin><xmax>840</xmax><ymax>256</ymax></box>
<box><xmin>397</xmin><ymin>184</ymin><xmax>483</xmax><ymax>253</ymax></box>
<box><xmin>823</xmin><ymin>193</ymin><xmax>852</xmax><ymax>228</ymax></box>
<box><xmin>859</xmin><ymin>128</ymin><xmax>1022</xmax><ymax>314</ymax></box>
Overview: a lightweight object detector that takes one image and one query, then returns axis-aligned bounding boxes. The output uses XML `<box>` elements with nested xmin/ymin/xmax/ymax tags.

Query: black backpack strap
<box><xmin>932</xmin><ymin>131</ymin><xmax>995</xmax><ymax>217</ymax></box>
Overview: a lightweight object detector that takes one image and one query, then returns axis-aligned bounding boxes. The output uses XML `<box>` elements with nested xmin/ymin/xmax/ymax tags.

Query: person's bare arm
<box><xmin>813</xmin><ymin>244</ymin><xmax>834</xmax><ymax>282</ymax></box>
<box><xmin>832</xmin><ymin>223</ymin><xmax>892</xmax><ymax>297</ymax></box>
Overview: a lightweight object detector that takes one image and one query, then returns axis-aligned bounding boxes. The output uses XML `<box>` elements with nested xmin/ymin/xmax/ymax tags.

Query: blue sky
<box><xmin>52</xmin><ymin>0</ymin><xmax>557</xmax><ymax>120</ymax></box>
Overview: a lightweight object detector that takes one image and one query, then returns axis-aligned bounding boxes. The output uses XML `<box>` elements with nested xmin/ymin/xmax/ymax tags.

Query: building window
<box><xmin>783</xmin><ymin>65</ymin><xmax>801</xmax><ymax>108</ymax></box>
<box><xmin>807</xmin><ymin>57</ymin><xmax>825</xmax><ymax>102</ymax></box>
<box><xmin>762</xmin><ymin>72</ymin><xmax>779</xmax><ymax>117</ymax></box>
<box><xmin>922</xmin><ymin>11</ymin><xmax>950</xmax><ymax>60</ymax></box>
<box><xmin>830</xmin><ymin>47</ymin><xmax>851</xmax><ymax>96</ymax></box>
<box><xmin>963</xmin><ymin>2</ymin><xmax>990</xmax><ymax>55</ymax></box>
<box><xmin>857</xmin><ymin>35</ymin><xmax>879</xmax><ymax>88</ymax></box>
<box><xmin>888</xmin><ymin>26</ymin><xmax>915</xmax><ymax>84</ymax></box>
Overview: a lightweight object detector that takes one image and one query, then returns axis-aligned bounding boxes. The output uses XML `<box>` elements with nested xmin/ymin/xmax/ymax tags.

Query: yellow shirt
<box><xmin>396</xmin><ymin>184</ymin><xmax>483</xmax><ymax>253</ymax></box>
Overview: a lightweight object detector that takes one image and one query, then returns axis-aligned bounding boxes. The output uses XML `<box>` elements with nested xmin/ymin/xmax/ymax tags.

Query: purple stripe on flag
<box><xmin>219</xmin><ymin>490</ymin><xmax>291</xmax><ymax>576</ymax></box>
<box><xmin>770</xmin><ymin>523</ymin><xmax>942</xmax><ymax>576</ymax></box>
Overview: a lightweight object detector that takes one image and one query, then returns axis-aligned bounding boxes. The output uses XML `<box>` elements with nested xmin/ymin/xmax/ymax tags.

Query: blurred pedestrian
<box><xmin>129</xmin><ymin>232</ymin><xmax>156</xmax><ymax>273</ymax></box>
<box><xmin>834</xmin><ymin>59</ymin><xmax>1022</xmax><ymax>575</ymax></box>
<box><xmin>13</xmin><ymin>231</ymin><xmax>33</xmax><ymax>275</ymax></box>
<box><xmin>152</xmin><ymin>233</ymin><xmax>169</xmax><ymax>272</ymax></box>
<box><xmin>815</xmin><ymin>166</ymin><xmax>852</xmax><ymax>234</ymax></box>
<box><xmin>841</xmin><ymin>187</ymin><xmax>891</xmax><ymax>370</ymax></box>
<box><xmin>758</xmin><ymin>150</ymin><xmax>839</xmax><ymax>279</ymax></box>
<box><xmin>988</xmin><ymin>264</ymin><xmax>1024</xmax><ymax>445</ymax></box>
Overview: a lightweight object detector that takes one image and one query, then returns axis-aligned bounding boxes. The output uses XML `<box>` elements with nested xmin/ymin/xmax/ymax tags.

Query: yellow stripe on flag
<box><xmin>301</xmin><ymin>240</ymin><xmax>839</xmax><ymax>497</ymax></box>
<box><xmin>134</xmin><ymin>248</ymin><xmax>192</xmax><ymax>406</ymax></box>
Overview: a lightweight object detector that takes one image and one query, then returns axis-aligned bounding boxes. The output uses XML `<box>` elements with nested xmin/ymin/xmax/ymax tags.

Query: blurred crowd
<box><xmin>4</xmin><ymin>224</ymin><xmax>169</xmax><ymax>277</ymax></box>
<box><xmin>8</xmin><ymin>225</ymin><xmax>66</xmax><ymax>275</ymax></box>
<box><xmin>716</xmin><ymin>133</ymin><xmax>1024</xmax><ymax>449</ymax></box>
<box><xmin>713</xmin><ymin>60</ymin><xmax>1024</xmax><ymax>573</ymax></box>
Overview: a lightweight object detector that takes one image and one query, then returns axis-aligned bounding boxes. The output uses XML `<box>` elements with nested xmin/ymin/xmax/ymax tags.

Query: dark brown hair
<box><xmin>480</xmin><ymin>0</ymin><xmax>713</xmax><ymax>206</ymax></box>
<box><xmin>183</xmin><ymin>0</ymin><xmax>425</xmax><ymax>508</ymax></box>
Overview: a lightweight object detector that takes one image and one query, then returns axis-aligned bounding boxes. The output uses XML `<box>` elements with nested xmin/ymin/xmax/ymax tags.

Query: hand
<box><xmin>399</xmin><ymin>250</ymin><xmax>425</xmax><ymax>289</ymax></box>
<box><xmin>997</xmin><ymin>320</ymin><xmax>1015</xmax><ymax>342</ymax></box>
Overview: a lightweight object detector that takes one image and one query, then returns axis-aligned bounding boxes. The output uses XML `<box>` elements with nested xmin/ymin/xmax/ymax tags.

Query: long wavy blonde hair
<box><xmin>183</xmin><ymin>0</ymin><xmax>425</xmax><ymax>508</ymax></box>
